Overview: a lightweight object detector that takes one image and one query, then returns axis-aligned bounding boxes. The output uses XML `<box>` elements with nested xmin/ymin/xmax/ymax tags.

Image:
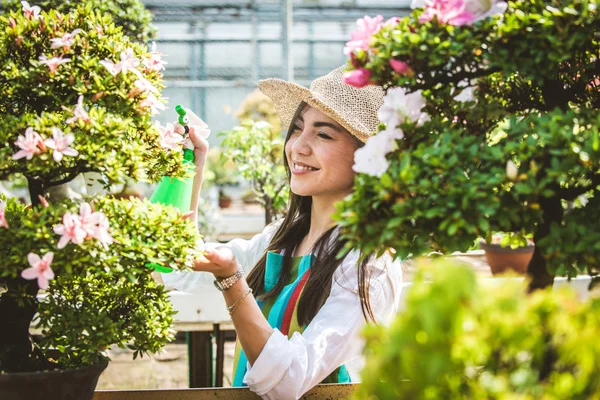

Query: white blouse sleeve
<box><xmin>242</xmin><ymin>250</ymin><xmax>404</xmax><ymax>400</ymax></box>
<box><xmin>160</xmin><ymin>220</ymin><xmax>282</xmax><ymax>294</ymax></box>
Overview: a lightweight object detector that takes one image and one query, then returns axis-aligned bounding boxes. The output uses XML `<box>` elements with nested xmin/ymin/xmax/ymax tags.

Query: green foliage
<box><xmin>219</xmin><ymin>120</ymin><xmax>289</xmax><ymax>223</ymax></box>
<box><xmin>3</xmin><ymin>0</ymin><xmax>155</xmax><ymax>43</ymax></box>
<box><xmin>0</xmin><ymin>5</ymin><xmax>187</xmax><ymax>186</ymax></box>
<box><xmin>356</xmin><ymin>260</ymin><xmax>600</xmax><ymax>399</ymax></box>
<box><xmin>338</xmin><ymin>0</ymin><xmax>600</xmax><ymax>279</ymax></box>
<box><xmin>0</xmin><ymin>195</ymin><xmax>201</xmax><ymax>367</ymax></box>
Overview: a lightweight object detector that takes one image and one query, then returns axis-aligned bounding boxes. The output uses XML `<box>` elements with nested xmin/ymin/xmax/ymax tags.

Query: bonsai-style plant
<box><xmin>3</xmin><ymin>0</ymin><xmax>156</xmax><ymax>43</ymax></box>
<box><xmin>339</xmin><ymin>0</ymin><xmax>599</xmax><ymax>290</ymax></box>
<box><xmin>219</xmin><ymin>90</ymin><xmax>288</xmax><ymax>223</ymax></box>
<box><xmin>356</xmin><ymin>260</ymin><xmax>600</xmax><ymax>399</ymax></box>
<box><xmin>0</xmin><ymin>3</ymin><xmax>200</xmax><ymax>384</ymax></box>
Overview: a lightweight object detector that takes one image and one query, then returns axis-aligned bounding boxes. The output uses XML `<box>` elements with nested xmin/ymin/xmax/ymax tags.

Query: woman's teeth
<box><xmin>294</xmin><ymin>162</ymin><xmax>318</xmax><ymax>171</ymax></box>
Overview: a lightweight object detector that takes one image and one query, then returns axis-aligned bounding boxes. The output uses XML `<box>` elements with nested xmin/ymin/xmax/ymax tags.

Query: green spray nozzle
<box><xmin>175</xmin><ymin>104</ymin><xmax>189</xmax><ymax>127</ymax></box>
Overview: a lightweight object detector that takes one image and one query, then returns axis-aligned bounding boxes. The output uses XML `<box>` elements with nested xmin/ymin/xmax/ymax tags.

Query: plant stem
<box><xmin>528</xmin><ymin>195</ymin><xmax>562</xmax><ymax>291</ymax></box>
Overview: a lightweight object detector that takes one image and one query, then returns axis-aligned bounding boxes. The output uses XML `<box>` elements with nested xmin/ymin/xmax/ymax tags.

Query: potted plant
<box><xmin>338</xmin><ymin>0</ymin><xmax>599</xmax><ymax>290</ymax></box>
<box><xmin>0</xmin><ymin>5</ymin><xmax>200</xmax><ymax>399</ymax></box>
<box><xmin>479</xmin><ymin>231</ymin><xmax>535</xmax><ymax>275</ymax></box>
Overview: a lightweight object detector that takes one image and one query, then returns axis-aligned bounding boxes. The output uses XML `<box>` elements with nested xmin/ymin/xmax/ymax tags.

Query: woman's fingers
<box><xmin>195</xmin><ymin>247</ymin><xmax>239</xmax><ymax>278</ymax></box>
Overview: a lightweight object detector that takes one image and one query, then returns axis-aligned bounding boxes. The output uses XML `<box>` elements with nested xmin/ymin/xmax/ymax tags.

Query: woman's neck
<box><xmin>306</xmin><ymin>195</ymin><xmax>341</xmax><ymax>243</ymax></box>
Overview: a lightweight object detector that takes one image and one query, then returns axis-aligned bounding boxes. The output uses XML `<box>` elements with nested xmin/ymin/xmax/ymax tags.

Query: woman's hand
<box><xmin>193</xmin><ymin>246</ymin><xmax>240</xmax><ymax>278</ymax></box>
<box><xmin>173</xmin><ymin>123</ymin><xmax>209</xmax><ymax>170</ymax></box>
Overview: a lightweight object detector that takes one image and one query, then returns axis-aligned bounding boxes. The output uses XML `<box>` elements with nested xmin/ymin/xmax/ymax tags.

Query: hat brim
<box><xmin>258</xmin><ymin>78</ymin><xmax>370</xmax><ymax>143</ymax></box>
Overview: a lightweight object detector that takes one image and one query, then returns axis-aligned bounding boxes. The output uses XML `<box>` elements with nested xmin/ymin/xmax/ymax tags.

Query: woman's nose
<box><xmin>291</xmin><ymin>132</ymin><xmax>311</xmax><ymax>156</ymax></box>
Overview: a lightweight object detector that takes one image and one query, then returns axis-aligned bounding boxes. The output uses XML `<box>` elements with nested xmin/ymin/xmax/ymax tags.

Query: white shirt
<box><xmin>162</xmin><ymin>222</ymin><xmax>404</xmax><ymax>400</ymax></box>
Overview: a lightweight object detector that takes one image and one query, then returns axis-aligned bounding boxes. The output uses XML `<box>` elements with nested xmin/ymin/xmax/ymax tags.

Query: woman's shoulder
<box><xmin>334</xmin><ymin>249</ymin><xmax>403</xmax><ymax>290</ymax></box>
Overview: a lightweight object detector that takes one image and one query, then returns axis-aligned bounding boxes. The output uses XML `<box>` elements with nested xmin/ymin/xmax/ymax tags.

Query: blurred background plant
<box><xmin>219</xmin><ymin>89</ymin><xmax>289</xmax><ymax>224</ymax></box>
<box><xmin>356</xmin><ymin>260</ymin><xmax>600</xmax><ymax>399</ymax></box>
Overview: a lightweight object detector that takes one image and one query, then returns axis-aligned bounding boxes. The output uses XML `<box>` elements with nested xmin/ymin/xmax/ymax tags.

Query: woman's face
<box><xmin>285</xmin><ymin>106</ymin><xmax>361</xmax><ymax>201</ymax></box>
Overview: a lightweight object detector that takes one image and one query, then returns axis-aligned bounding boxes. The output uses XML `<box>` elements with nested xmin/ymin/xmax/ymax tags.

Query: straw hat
<box><xmin>257</xmin><ymin>66</ymin><xmax>385</xmax><ymax>143</ymax></box>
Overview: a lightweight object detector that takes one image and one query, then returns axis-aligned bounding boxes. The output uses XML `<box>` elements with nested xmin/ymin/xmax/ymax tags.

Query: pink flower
<box><xmin>21</xmin><ymin>252</ymin><xmax>55</xmax><ymax>290</ymax></box>
<box><xmin>419</xmin><ymin>0</ymin><xmax>475</xmax><ymax>26</ymax></box>
<box><xmin>0</xmin><ymin>203</ymin><xmax>8</xmax><ymax>229</ymax></box>
<box><xmin>385</xmin><ymin>17</ymin><xmax>401</xmax><ymax>27</ymax></box>
<box><xmin>140</xmin><ymin>93</ymin><xmax>167</xmax><ymax>115</ymax></box>
<box><xmin>65</xmin><ymin>95</ymin><xmax>91</xmax><ymax>124</ymax></box>
<box><xmin>344</xmin><ymin>15</ymin><xmax>384</xmax><ymax>55</ymax></box>
<box><xmin>53</xmin><ymin>212</ymin><xmax>87</xmax><ymax>248</ymax></box>
<box><xmin>143</xmin><ymin>42</ymin><xmax>167</xmax><ymax>71</ymax></box>
<box><xmin>99</xmin><ymin>59</ymin><xmax>121</xmax><ymax>77</ymax></box>
<box><xmin>50</xmin><ymin>29</ymin><xmax>81</xmax><ymax>51</ymax></box>
<box><xmin>131</xmin><ymin>78</ymin><xmax>158</xmax><ymax>97</ymax></box>
<box><xmin>44</xmin><ymin>127</ymin><xmax>78</xmax><ymax>162</ymax></box>
<box><xmin>389</xmin><ymin>59</ymin><xmax>415</xmax><ymax>77</ymax></box>
<box><xmin>39</xmin><ymin>55</ymin><xmax>71</xmax><ymax>74</ymax></box>
<box><xmin>78</xmin><ymin>203</ymin><xmax>113</xmax><ymax>248</ymax></box>
<box><xmin>343</xmin><ymin>68</ymin><xmax>372</xmax><ymax>88</ymax></box>
<box><xmin>157</xmin><ymin>122</ymin><xmax>184</xmax><ymax>151</ymax></box>
<box><xmin>21</xmin><ymin>1</ymin><xmax>40</xmax><ymax>19</ymax></box>
<box><xmin>100</xmin><ymin>48</ymin><xmax>141</xmax><ymax>77</ymax></box>
<box><xmin>13</xmin><ymin>127</ymin><xmax>45</xmax><ymax>160</ymax></box>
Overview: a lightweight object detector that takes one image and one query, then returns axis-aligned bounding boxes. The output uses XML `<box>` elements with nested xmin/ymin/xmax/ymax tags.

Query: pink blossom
<box><xmin>130</xmin><ymin>78</ymin><xmax>158</xmax><ymax>97</ymax></box>
<box><xmin>65</xmin><ymin>95</ymin><xmax>91</xmax><ymax>124</ymax></box>
<box><xmin>389</xmin><ymin>59</ymin><xmax>415</xmax><ymax>77</ymax></box>
<box><xmin>44</xmin><ymin>127</ymin><xmax>78</xmax><ymax>162</ymax></box>
<box><xmin>385</xmin><ymin>17</ymin><xmax>401</xmax><ymax>27</ymax></box>
<box><xmin>39</xmin><ymin>55</ymin><xmax>71</xmax><ymax>74</ymax></box>
<box><xmin>344</xmin><ymin>15</ymin><xmax>384</xmax><ymax>55</ymax></box>
<box><xmin>100</xmin><ymin>48</ymin><xmax>141</xmax><ymax>77</ymax></box>
<box><xmin>21</xmin><ymin>252</ymin><xmax>55</xmax><ymax>290</ymax></box>
<box><xmin>21</xmin><ymin>1</ymin><xmax>40</xmax><ymax>19</ymax></box>
<box><xmin>50</xmin><ymin>29</ymin><xmax>81</xmax><ymax>50</ymax></box>
<box><xmin>143</xmin><ymin>42</ymin><xmax>167</xmax><ymax>71</ymax></box>
<box><xmin>0</xmin><ymin>203</ymin><xmax>8</xmax><ymax>229</ymax></box>
<box><xmin>99</xmin><ymin>59</ymin><xmax>121</xmax><ymax>77</ymax></box>
<box><xmin>13</xmin><ymin>127</ymin><xmax>45</xmax><ymax>160</ymax></box>
<box><xmin>157</xmin><ymin>122</ymin><xmax>184</xmax><ymax>151</ymax></box>
<box><xmin>343</xmin><ymin>68</ymin><xmax>372</xmax><ymax>88</ymax></box>
<box><xmin>78</xmin><ymin>203</ymin><xmax>113</xmax><ymax>248</ymax></box>
<box><xmin>140</xmin><ymin>93</ymin><xmax>167</xmax><ymax>115</ymax></box>
<box><xmin>419</xmin><ymin>0</ymin><xmax>475</xmax><ymax>26</ymax></box>
<box><xmin>53</xmin><ymin>212</ymin><xmax>86</xmax><ymax>249</ymax></box>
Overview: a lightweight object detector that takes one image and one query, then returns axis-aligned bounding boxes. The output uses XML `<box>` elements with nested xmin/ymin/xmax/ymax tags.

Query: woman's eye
<box><xmin>292</xmin><ymin>125</ymin><xmax>302</xmax><ymax>132</ymax></box>
<box><xmin>317</xmin><ymin>132</ymin><xmax>332</xmax><ymax>139</ymax></box>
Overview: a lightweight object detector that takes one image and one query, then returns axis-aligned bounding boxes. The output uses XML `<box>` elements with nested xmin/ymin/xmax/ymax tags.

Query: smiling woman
<box><xmin>161</xmin><ymin>66</ymin><xmax>404</xmax><ymax>400</ymax></box>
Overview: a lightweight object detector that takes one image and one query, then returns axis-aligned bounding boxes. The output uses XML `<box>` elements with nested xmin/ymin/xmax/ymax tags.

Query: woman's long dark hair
<box><xmin>246</xmin><ymin>102</ymin><xmax>377</xmax><ymax>326</ymax></box>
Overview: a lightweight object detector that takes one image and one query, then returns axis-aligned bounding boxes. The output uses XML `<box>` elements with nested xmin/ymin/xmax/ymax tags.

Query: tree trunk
<box><xmin>527</xmin><ymin>196</ymin><xmax>562</xmax><ymax>291</ymax></box>
<box><xmin>264</xmin><ymin>196</ymin><xmax>273</xmax><ymax>226</ymax></box>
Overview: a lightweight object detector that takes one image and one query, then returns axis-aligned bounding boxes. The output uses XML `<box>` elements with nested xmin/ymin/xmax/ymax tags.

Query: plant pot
<box><xmin>479</xmin><ymin>241</ymin><xmax>535</xmax><ymax>276</ymax></box>
<box><xmin>0</xmin><ymin>357</ymin><xmax>108</xmax><ymax>400</ymax></box>
<box><xmin>219</xmin><ymin>196</ymin><xmax>232</xmax><ymax>208</ymax></box>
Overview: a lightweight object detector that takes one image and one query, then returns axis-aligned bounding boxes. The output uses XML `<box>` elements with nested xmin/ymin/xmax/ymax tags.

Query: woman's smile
<box><xmin>291</xmin><ymin>160</ymin><xmax>321</xmax><ymax>174</ymax></box>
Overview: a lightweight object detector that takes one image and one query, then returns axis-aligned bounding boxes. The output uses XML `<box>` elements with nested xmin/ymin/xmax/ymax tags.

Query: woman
<box><xmin>163</xmin><ymin>66</ymin><xmax>403</xmax><ymax>399</ymax></box>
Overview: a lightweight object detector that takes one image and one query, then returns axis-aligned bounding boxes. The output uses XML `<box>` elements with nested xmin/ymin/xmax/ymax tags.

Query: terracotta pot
<box><xmin>479</xmin><ymin>241</ymin><xmax>535</xmax><ymax>276</ymax></box>
<box><xmin>218</xmin><ymin>196</ymin><xmax>232</xmax><ymax>208</ymax></box>
<box><xmin>0</xmin><ymin>356</ymin><xmax>108</xmax><ymax>400</ymax></box>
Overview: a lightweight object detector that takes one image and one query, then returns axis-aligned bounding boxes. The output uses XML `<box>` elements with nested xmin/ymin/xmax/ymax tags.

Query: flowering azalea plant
<box><xmin>338</xmin><ymin>0</ymin><xmax>600</xmax><ymax>289</ymax></box>
<box><xmin>0</xmin><ymin>4</ymin><xmax>200</xmax><ymax>373</ymax></box>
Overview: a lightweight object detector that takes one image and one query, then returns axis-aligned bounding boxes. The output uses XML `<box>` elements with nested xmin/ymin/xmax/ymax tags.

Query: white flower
<box><xmin>134</xmin><ymin>78</ymin><xmax>158</xmax><ymax>94</ymax></box>
<box><xmin>378</xmin><ymin>87</ymin><xmax>430</xmax><ymax>129</ymax></box>
<box><xmin>143</xmin><ymin>42</ymin><xmax>167</xmax><ymax>71</ymax></box>
<box><xmin>453</xmin><ymin>86</ymin><xmax>477</xmax><ymax>103</ymax></box>
<box><xmin>353</xmin><ymin>128</ymin><xmax>404</xmax><ymax>177</ymax></box>
<box><xmin>506</xmin><ymin>160</ymin><xmax>518</xmax><ymax>181</ymax></box>
<box><xmin>100</xmin><ymin>48</ymin><xmax>141</xmax><ymax>77</ymax></box>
